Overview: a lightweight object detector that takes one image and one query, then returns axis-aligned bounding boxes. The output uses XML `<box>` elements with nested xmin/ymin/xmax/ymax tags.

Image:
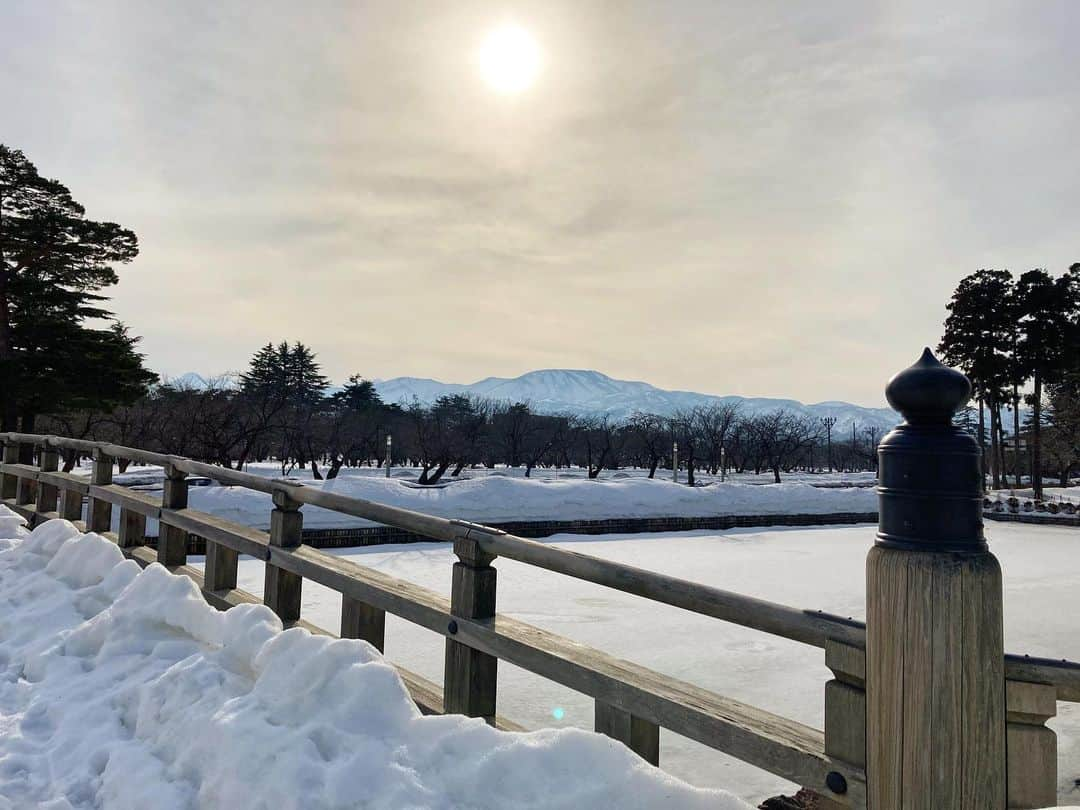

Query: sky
<box><xmin>3</xmin><ymin>1</ymin><xmax>1078</xmax><ymax>405</ymax></box>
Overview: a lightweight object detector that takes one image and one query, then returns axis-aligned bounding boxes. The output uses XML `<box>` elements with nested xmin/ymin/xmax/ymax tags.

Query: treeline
<box><xmin>939</xmin><ymin>265</ymin><xmax>1080</xmax><ymax>497</ymax></box>
<box><xmin>39</xmin><ymin>342</ymin><xmax>882</xmax><ymax>484</ymax></box>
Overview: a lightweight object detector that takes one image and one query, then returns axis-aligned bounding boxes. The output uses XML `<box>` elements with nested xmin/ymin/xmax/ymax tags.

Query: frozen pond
<box><xmin>195</xmin><ymin>522</ymin><xmax>1080</xmax><ymax>805</ymax></box>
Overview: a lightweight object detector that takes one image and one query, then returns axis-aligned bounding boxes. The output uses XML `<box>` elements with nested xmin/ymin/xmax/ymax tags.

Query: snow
<box><xmin>0</xmin><ymin>515</ymin><xmax>750</xmax><ymax>809</ymax></box>
<box><xmin>77</xmin><ymin>463</ymin><xmax>879</xmax><ymax>533</ymax></box>
<box><xmin>192</xmin><ymin>520</ymin><xmax>1080</xmax><ymax>805</ymax></box>
<box><xmin>186</xmin><ymin>476</ymin><xmax>877</xmax><ymax>531</ymax></box>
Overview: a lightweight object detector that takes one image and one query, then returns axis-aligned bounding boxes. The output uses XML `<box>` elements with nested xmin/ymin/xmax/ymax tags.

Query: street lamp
<box><xmin>821</xmin><ymin>416</ymin><xmax>837</xmax><ymax>473</ymax></box>
<box><xmin>385</xmin><ymin>435</ymin><xmax>392</xmax><ymax>478</ymax></box>
<box><xmin>672</xmin><ymin>440</ymin><xmax>679</xmax><ymax>484</ymax></box>
<box><xmin>721</xmin><ymin>445</ymin><xmax>726</xmax><ymax>482</ymax></box>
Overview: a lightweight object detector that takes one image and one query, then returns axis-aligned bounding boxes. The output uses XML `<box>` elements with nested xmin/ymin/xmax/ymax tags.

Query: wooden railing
<box><xmin>1</xmin><ymin>430</ymin><xmax>1077</xmax><ymax>809</ymax></box>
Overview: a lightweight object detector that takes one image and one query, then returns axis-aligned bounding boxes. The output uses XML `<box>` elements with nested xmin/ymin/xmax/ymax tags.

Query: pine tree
<box><xmin>285</xmin><ymin>342</ymin><xmax>328</xmax><ymax>407</ymax></box>
<box><xmin>330</xmin><ymin>374</ymin><xmax>382</xmax><ymax>411</ymax></box>
<box><xmin>0</xmin><ymin>144</ymin><xmax>155</xmax><ymax>431</ymax></box>
<box><xmin>1014</xmin><ymin>269</ymin><xmax>1075</xmax><ymax>498</ymax></box>
<box><xmin>240</xmin><ymin>341</ymin><xmax>327</xmax><ymax>407</ymax></box>
<box><xmin>939</xmin><ymin>269</ymin><xmax>1015</xmax><ymax>489</ymax></box>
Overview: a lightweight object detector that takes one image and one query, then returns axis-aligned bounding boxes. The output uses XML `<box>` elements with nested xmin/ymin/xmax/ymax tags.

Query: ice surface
<box><xmin>198</xmin><ymin>521</ymin><xmax>1079</xmax><ymax>804</ymax></box>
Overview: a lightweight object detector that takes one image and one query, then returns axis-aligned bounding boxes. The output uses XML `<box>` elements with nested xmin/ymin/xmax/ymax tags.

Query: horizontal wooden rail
<box><xmin>1</xmin><ymin>431</ymin><xmax>1077</xmax><ymax>702</ymax></box>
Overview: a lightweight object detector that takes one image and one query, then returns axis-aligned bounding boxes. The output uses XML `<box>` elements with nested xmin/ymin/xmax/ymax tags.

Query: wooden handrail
<box><xmin>1</xmin><ymin>431</ymin><xmax>1076</xmax><ymax>701</ymax></box>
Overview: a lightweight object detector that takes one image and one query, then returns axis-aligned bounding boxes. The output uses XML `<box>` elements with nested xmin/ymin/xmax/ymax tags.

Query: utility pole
<box><xmin>821</xmin><ymin>416</ymin><xmax>837</xmax><ymax>473</ymax></box>
<box><xmin>385</xmin><ymin>435</ymin><xmax>392</xmax><ymax>478</ymax></box>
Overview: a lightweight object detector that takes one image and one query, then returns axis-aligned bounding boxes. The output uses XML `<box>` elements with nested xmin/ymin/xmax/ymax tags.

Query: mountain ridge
<box><xmin>373</xmin><ymin>368</ymin><xmax>899</xmax><ymax>434</ymax></box>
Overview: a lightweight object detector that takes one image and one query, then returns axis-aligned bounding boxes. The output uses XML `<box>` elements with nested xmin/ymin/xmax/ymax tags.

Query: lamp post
<box><xmin>821</xmin><ymin>416</ymin><xmax>837</xmax><ymax>473</ymax></box>
<box><xmin>720</xmin><ymin>445</ymin><xmax>726</xmax><ymax>482</ymax></box>
<box><xmin>672</xmin><ymin>441</ymin><xmax>679</xmax><ymax>484</ymax></box>
<box><xmin>385</xmin><ymin>435</ymin><xmax>392</xmax><ymax>478</ymax></box>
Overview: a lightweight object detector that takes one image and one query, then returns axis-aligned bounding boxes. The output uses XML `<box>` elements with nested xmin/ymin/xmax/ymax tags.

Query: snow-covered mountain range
<box><xmin>164</xmin><ymin>367</ymin><xmax>899</xmax><ymax>434</ymax></box>
<box><xmin>374</xmin><ymin>369</ymin><xmax>899</xmax><ymax>434</ymax></box>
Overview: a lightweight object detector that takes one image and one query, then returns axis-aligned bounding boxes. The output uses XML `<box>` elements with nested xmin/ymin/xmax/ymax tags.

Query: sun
<box><xmin>476</xmin><ymin>24</ymin><xmax>541</xmax><ymax>94</ymax></box>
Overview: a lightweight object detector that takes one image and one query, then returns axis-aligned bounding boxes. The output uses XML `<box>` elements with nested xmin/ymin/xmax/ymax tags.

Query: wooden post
<box><xmin>341</xmin><ymin>597</ymin><xmax>386</xmax><ymax>653</ymax></box>
<box><xmin>443</xmin><ymin>535</ymin><xmax>497</xmax><ymax>723</ymax></box>
<box><xmin>35</xmin><ymin>443</ymin><xmax>59</xmax><ymax>515</ymax></box>
<box><xmin>1</xmin><ymin>440</ymin><xmax>19</xmax><ymax>500</ymax></box>
<box><xmin>15</xmin><ymin>441</ymin><xmax>36</xmax><ymax>506</ymax></box>
<box><xmin>1005</xmin><ymin>680</ymin><xmax>1057</xmax><ymax>809</ymax></box>
<box><xmin>264</xmin><ymin>488</ymin><xmax>303</xmax><ymax>623</ymax></box>
<box><xmin>59</xmin><ymin>483</ymin><xmax>83</xmax><ymax>523</ymax></box>
<box><xmin>157</xmin><ymin>462</ymin><xmax>188</xmax><ymax>565</ymax></box>
<box><xmin>85</xmin><ymin>448</ymin><xmax>114</xmax><ymax>534</ymax></box>
<box><xmin>204</xmin><ymin>539</ymin><xmax>239</xmax><ymax>592</ymax></box>
<box><xmin>866</xmin><ymin>349</ymin><xmax>1006</xmax><ymax>809</ymax></box>
<box><xmin>117</xmin><ymin>507</ymin><xmax>146</xmax><ymax>549</ymax></box>
<box><xmin>595</xmin><ymin>701</ymin><xmax>660</xmax><ymax>766</ymax></box>
<box><xmin>824</xmin><ymin>639</ymin><xmax>866</xmax><ymax>772</ymax></box>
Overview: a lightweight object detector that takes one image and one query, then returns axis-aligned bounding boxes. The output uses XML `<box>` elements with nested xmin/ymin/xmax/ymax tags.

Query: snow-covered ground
<box><xmin>73</xmin><ymin>462</ymin><xmax>879</xmax><ymax>533</ymax></box>
<box><xmin>189</xmin><ymin>520</ymin><xmax>1080</xmax><ymax>805</ymax></box>
<box><xmin>0</xmin><ymin>510</ymin><xmax>749</xmax><ymax>810</ymax></box>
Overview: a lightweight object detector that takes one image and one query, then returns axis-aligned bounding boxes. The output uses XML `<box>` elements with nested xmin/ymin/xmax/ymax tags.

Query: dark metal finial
<box><xmin>885</xmin><ymin>347</ymin><xmax>971</xmax><ymax>426</ymax></box>
<box><xmin>876</xmin><ymin>348</ymin><xmax>985</xmax><ymax>552</ymax></box>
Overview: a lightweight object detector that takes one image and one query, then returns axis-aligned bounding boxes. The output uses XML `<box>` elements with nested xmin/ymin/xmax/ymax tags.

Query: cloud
<box><xmin>2</xmin><ymin>0</ymin><xmax>1077</xmax><ymax>403</ymax></box>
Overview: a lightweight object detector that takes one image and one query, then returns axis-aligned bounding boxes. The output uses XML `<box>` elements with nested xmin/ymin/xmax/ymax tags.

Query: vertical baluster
<box><xmin>341</xmin><ymin>597</ymin><xmax>385</xmax><ymax>653</ymax></box>
<box><xmin>35</xmin><ymin>441</ymin><xmax>60</xmax><ymax>516</ymax></box>
<box><xmin>823</xmin><ymin>639</ymin><xmax>866</xmax><ymax>805</ymax></box>
<box><xmin>85</xmin><ymin>448</ymin><xmax>114</xmax><ymax>534</ymax></box>
<box><xmin>58</xmin><ymin>451</ymin><xmax>84</xmax><ymax>524</ymax></box>
<box><xmin>157</xmin><ymin>461</ymin><xmax>188</xmax><ymax>566</ymax></box>
<box><xmin>117</xmin><ymin>507</ymin><xmax>147</xmax><ymax>549</ymax></box>
<box><xmin>205</xmin><ymin>538</ymin><xmax>239</xmax><ymax>592</ymax></box>
<box><xmin>1005</xmin><ymin>679</ymin><xmax>1057</xmax><ymax>809</ymax></box>
<box><xmin>594</xmin><ymin>702</ymin><xmax>660</xmax><ymax>766</ymax></box>
<box><xmin>1</xmin><ymin>439</ymin><xmax>20</xmax><ymax>501</ymax></box>
<box><xmin>443</xmin><ymin>534</ymin><xmax>497</xmax><ymax>723</ymax></box>
<box><xmin>15</xmin><ymin>441</ymin><xmax>36</xmax><ymax>507</ymax></box>
<box><xmin>264</xmin><ymin>487</ymin><xmax>303</xmax><ymax>623</ymax></box>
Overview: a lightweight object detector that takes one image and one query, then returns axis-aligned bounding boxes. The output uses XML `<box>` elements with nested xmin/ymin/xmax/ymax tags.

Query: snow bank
<box><xmin>0</xmin><ymin>518</ymin><xmax>749</xmax><ymax>809</ymax></box>
<box><xmin>184</xmin><ymin>475</ymin><xmax>878</xmax><ymax>530</ymax></box>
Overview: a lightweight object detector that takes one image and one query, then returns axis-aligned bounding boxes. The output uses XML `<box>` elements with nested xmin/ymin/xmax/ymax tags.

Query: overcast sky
<box><xmin>4</xmin><ymin>1</ymin><xmax>1078</xmax><ymax>405</ymax></box>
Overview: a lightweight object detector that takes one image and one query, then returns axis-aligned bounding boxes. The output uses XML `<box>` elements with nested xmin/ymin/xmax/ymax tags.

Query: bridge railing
<box><xmin>0</xmin><ymin>352</ymin><xmax>1076</xmax><ymax>810</ymax></box>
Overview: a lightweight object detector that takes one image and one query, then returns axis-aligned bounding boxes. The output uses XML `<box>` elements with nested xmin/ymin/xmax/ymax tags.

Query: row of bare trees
<box><xmin>40</xmin><ymin>382</ymin><xmax>883</xmax><ymax>485</ymax></box>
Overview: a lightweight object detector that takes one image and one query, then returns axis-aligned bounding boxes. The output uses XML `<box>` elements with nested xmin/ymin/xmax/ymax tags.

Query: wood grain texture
<box><xmin>867</xmin><ymin>547</ymin><xmax>1005</xmax><ymax>810</ymax></box>
<box><xmin>264</xmin><ymin>503</ymin><xmax>303</xmax><ymax>622</ymax></box>
<box><xmin>85</xmin><ymin>450</ymin><xmax>114</xmax><ymax>533</ymax></box>
<box><xmin>444</xmin><ymin>541</ymin><xmax>498</xmax><ymax>723</ymax></box>
<box><xmin>156</xmin><ymin>467</ymin><xmax>189</xmax><ymax>567</ymax></box>
<box><xmin>341</xmin><ymin>597</ymin><xmax>386</xmax><ymax>653</ymax></box>
<box><xmin>117</xmin><ymin>507</ymin><xmax>146</xmax><ymax>549</ymax></box>
<box><xmin>595</xmin><ymin>700</ymin><xmax>660</xmax><ymax>766</ymax></box>
<box><xmin>204</xmin><ymin>540</ymin><xmax>239</xmax><ymax>591</ymax></box>
<box><xmin>0</xmin><ymin>443</ymin><xmax>19</xmax><ymax>500</ymax></box>
<box><xmin>34</xmin><ymin>448</ymin><xmax>59</xmax><ymax>515</ymax></box>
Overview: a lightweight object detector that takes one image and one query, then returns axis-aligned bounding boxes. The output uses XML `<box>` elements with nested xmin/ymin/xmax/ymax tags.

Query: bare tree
<box><xmin>747</xmin><ymin>410</ymin><xmax>821</xmax><ymax>483</ymax></box>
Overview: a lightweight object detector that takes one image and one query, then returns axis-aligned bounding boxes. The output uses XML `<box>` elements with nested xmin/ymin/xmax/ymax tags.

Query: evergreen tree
<box><xmin>240</xmin><ymin>341</ymin><xmax>327</xmax><ymax>407</ymax></box>
<box><xmin>939</xmin><ymin>269</ymin><xmax>1014</xmax><ymax>488</ymax></box>
<box><xmin>1014</xmin><ymin>268</ymin><xmax>1076</xmax><ymax>497</ymax></box>
<box><xmin>330</xmin><ymin>375</ymin><xmax>382</xmax><ymax>411</ymax></box>
<box><xmin>0</xmin><ymin>144</ymin><xmax>155</xmax><ymax>430</ymax></box>
<box><xmin>285</xmin><ymin>342</ymin><xmax>329</xmax><ymax>407</ymax></box>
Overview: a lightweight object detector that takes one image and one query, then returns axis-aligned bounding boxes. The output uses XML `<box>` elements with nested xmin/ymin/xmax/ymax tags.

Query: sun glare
<box><xmin>476</xmin><ymin>24</ymin><xmax>541</xmax><ymax>94</ymax></box>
